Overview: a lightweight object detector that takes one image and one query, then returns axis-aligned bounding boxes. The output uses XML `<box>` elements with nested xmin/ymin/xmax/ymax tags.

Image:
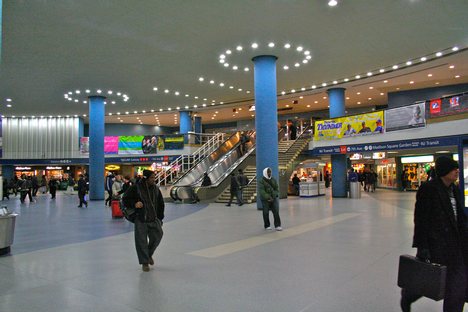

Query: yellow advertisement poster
<box><xmin>314</xmin><ymin>111</ymin><xmax>384</xmax><ymax>141</ymax></box>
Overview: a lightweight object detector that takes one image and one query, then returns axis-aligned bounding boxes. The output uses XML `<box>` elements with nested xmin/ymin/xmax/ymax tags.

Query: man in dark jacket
<box><xmin>122</xmin><ymin>170</ymin><xmax>164</xmax><ymax>272</ymax></box>
<box><xmin>226</xmin><ymin>172</ymin><xmax>242</xmax><ymax>206</ymax></box>
<box><xmin>401</xmin><ymin>156</ymin><xmax>467</xmax><ymax>312</ymax></box>
<box><xmin>77</xmin><ymin>174</ymin><xmax>88</xmax><ymax>208</ymax></box>
<box><xmin>105</xmin><ymin>172</ymin><xmax>114</xmax><ymax>207</ymax></box>
<box><xmin>258</xmin><ymin>167</ymin><xmax>282</xmax><ymax>231</ymax></box>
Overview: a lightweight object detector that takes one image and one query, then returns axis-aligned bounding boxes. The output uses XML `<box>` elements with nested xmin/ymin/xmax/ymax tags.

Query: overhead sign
<box><xmin>427</xmin><ymin>94</ymin><xmax>468</xmax><ymax>117</ymax></box>
<box><xmin>314</xmin><ymin>111</ymin><xmax>384</xmax><ymax>141</ymax></box>
<box><xmin>310</xmin><ymin>136</ymin><xmax>460</xmax><ymax>155</ymax></box>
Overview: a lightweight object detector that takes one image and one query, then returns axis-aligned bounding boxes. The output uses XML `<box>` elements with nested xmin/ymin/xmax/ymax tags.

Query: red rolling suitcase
<box><xmin>111</xmin><ymin>200</ymin><xmax>123</xmax><ymax>218</ymax></box>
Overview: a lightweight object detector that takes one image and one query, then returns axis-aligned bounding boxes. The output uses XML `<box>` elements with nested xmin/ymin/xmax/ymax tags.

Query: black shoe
<box><xmin>226</xmin><ymin>204</ymin><xmax>231</xmax><ymax>206</ymax></box>
<box><xmin>85</xmin><ymin>203</ymin><xmax>88</xmax><ymax>207</ymax></box>
<box><xmin>77</xmin><ymin>205</ymin><xmax>82</xmax><ymax>208</ymax></box>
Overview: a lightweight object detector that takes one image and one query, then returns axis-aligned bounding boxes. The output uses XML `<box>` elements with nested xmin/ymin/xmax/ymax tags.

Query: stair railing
<box><xmin>155</xmin><ymin>132</ymin><xmax>225</xmax><ymax>186</ymax></box>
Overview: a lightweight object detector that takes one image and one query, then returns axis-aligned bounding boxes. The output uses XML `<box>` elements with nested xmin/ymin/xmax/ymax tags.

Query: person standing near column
<box><xmin>259</xmin><ymin>167</ymin><xmax>282</xmax><ymax>231</ymax></box>
<box><xmin>122</xmin><ymin>170</ymin><xmax>164</xmax><ymax>272</ymax></box>
<box><xmin>77</xmin><ymin>174</ymin><xmax>88</xmax><ymax>208</ymax></box>
<box><xmin>105</xmin><ymin>172</ymin><xmax>114</xmax><ymax>206</ymax></box>
<box><xmin>400</xmin><ymin>156</ymin><xmax>468</xmax><ymax>312</ymax></box>
<box><xmin>226</xmin><ymin>172</ymin><xmax>242</xmax><ymax>206</ymax></box>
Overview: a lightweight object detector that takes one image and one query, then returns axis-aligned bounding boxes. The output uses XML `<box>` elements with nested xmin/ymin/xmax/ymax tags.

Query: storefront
<box><xmin>375</xmin><ymin>158</ymin><xmax>397</xmax><ymax>189</ymax></box>
<box><xmin>290</xmin><ymin>160</ymin><xmax>326</xmax><ymax>197</ymax></box>
<box><xmin>401</xmin><ymin>155</ymin><xmax>434</xmax><ymax>191</ymax></box>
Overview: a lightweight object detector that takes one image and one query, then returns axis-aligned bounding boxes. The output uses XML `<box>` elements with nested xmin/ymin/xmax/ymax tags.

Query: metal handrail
<box><xmin>283</xmin><ymin>125</ymin><xmax>312</xmax><ymax>154</ymax></box>
<box><xmin>155</xmin><ymin>132</ymin><xmax>226</xmax><ymax>186</ymax></box>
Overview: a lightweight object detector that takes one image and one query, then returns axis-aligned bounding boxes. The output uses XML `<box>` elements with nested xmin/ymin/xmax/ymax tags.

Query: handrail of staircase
<box><xmin>284</xmin><ymin>125</ymin><xmax>312</xmax><ymax>154</ymax></box>
<box><xmin>155</xmin><ymin>132</ymin><xmax>226</xmax><ymax>186</ymax></box>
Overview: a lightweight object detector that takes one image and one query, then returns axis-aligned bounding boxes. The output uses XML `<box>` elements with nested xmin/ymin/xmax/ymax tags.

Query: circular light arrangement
<box><xmin>218</xmin><ymin>42</ymin><xmax>313</xmax><ymax>73</ymax></box>
<box><xmin>63</xmin><ymin>89</ymin><xmax>129</xmax><ymax>105</ymax></box>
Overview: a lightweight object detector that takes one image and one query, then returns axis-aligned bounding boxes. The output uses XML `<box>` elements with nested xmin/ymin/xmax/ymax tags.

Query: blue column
<box><xmin>179</xmin><ymin>111</ymin><xmax>192</xmax><ymax>143</ymax></box>
<box><xmin>194</xmin><ymin>116</ymin><xmax>202</xmax><ymax>144</ymax></box>
<box><xmin>328</xmin><ymin>88</ymin><xmax>346</xmax><ymax>118</ymax></box>
<box><xmin>253</xmin><ymin>55</ymin><xmax>278</xmax><ymax>209</ymax></box>
<box><xmin>328</xmin><ymin>88</ymin><xmax>347</xmax><ymax>197</ymax></box>
<box><xmin>88</xmin><ymin>96</ymin><xmax>105</xmax><ymax>200</ymax></box>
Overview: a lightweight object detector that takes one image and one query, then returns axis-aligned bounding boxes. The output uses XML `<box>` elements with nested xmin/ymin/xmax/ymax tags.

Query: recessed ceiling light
<box><xmin>268</xmin><ymin>42</ymin><xmax>275</xmax><ymax>48</ymax></box>
<box><xmin>322</xmin><ymin>83</ymin><xmax>327</xmax><ymax>87</ymax></box>
<box><xmin>286</xmin><ymin>104</ymin><xmax>290</xmax><ymax>107</ymax></box>
<box><xmin>449</xmin><ymin>65</ymin><xmax>455</xmax><ymax>69</ymax></box>
<box><xmin>164</xmin><ymin>89</ymin><xmax>169</xmax><ymax>93</ymax></box>
<box><xmin>281</xmin><ymin>91</ymin><xmax>286</xmax><ymax>95</ymax></box>
<box><xmin>380</xmin><ymin>93</ymin><xmax>384</xmax><ymax>96</ymax></box>
<box><xmin>392</xmin><ymin>65</ymin><xmax>398</xmax><ymax>70</ymax></box>
<box><xmin>357</xmin><ymin>102</ymin><xmax>361</xmax><ymax>105</ymax></box>
<box><xmin>428</xmin><ymin>73</ymin><xmax>433</xmax><ymax>77</ymax></box>
<box><xmin>420</xmin><ymin>57</ymin><xmax>427</xmax><ymax>62</ymax></box>
<box><xmin>328</xmin><ymin>0</ymin><xmax>338</xmax><ymax>6</ymax></box>
<box><xmin>367</xmin><ymin>72</ymin><xmax>372</xmax><ymax>76</ymax></box>
<box><xmin>368</xmin><ymin>98</ymin><xmax>372</xmax><ymax>100</ymax></box>
<box><xmin>301</xmin><ymin>88</ymin><xmax>306</xmax><ymax>91</ymax></box>
<box><xmin>383</xmin><ymin>80</ymin><xmax>388</xmax><ymax>83</ymax></box>
<box><xmin>436</xmin><ymin>52</ymin><xmax>443</xmax><ymax>57</ymax></box>
<box><xmin>344</xmin><ymin>78</ymin><xmax>349</xmax><ymax>82</ymax></box>
<box><xmin>333</xmin><ymin>81</ymin><xmax>338</xmax><ymax>84</ymax></box>
<box><xmin>435</xmin><ymin>82</ymin><xmax>440</xmax><ymax>85</ymax></box>
<box><xmin>283</xmin><ymin>65</ymin><xmax>289</xmax><ymax>70</ymax></box>
<box><xmin>296</xmin><ymin>46</ymin><xmax>303</xmax><ymax>52</ymax></box>
<box><xmin>323</xmin><ymin>96</ymin><xmax>327</xmax><ymax>100</ymax></box>
<box><xmin>357</xmin><ymin>92</ymin><xmax>361</xmax><ymax>95</ymax></box>
<box><xmin>107</xmin><ymin>90</ymin><xmax>113</xmax><ymax>95</ymax></box>
<box><xmin>6</xmin><ymin>104</ymin><xmax>12</xmax><ymax>108</ymax></box>
<box><xmin>312</xmin><ymin>85</ymin><xmax>317</xmax><ymax>89</ymax></box>
<box><xmin>226</xmin><ymin>50</ymin><xmax>232</xmax><ymax>54</ymax></box>
<box><xmin>307</xmin><ymin>104</ymin><xmax>310</xmax><ymax>108</ymax></box>
<box><xmin>346</xmin><ymin>97</ymin><xmax>350</xmax><ymax>100</ymax></box>
<box><xmin>198</xmin><ymin>77</ymin><xmax>204</xmax><ymax>82</ymax></box>
<box><xmin>452</xmin><ymin>46</ymin><xmax>459</xmax><ymax>51</ymax></box>
<box><xmin>379</xmin><ymin>69</ymin><xmax>385</xmax><ymax>73</ymax></box>
<box><xmin>284</xmin><ymin>43</ymin><xmax>291</xmax><ymax>49</ymax></box>
<box><xmin>410</xmin><ymin>81</ymin><xmax>414</xmax><ymax>84</ymax></box>
<box><xmin>302</xmin><ymin>60</ymin><xmax>308</xmax><ymax>64</ymax></box>
<box><xmin>6</xmin><ymin>98</ymin><xmax>12</xmax><ymax>102</ymax></box>
<box><xmin>153</xmin><ymin>87</ymin><xmax>158</xmax><ymax>91</ymax></box>
<box><xmin>85</xmin><ymin>89</ymin><xmax>90</xmax><ymax>93</ymax></box>
<box><xmin>355</xmin><ymin>75</ymin><xmax>361</xmax><ymax>79</ymax></box>
<box><xmin>244</xmin><ymin>67</ymin><xmax>250</xmax><ymax>72</ymax></box>
<box><xmin>369</xmin><ymin>86</ymin><xmax>373</xmax><ymax>89</ymax></box>
<box><xmin>236</xmin><ymin>45</ymin><xmax>243</xmax><ymax>51</ymax></box>
<box><xmin>97</xmin><ymin>89</ymin><xmax>102</xmax><ymax>94</ymax></box>
<box><xmin>455</xmin><ymin>75</ymin><xmax>460</xmax><ymax>78</ymax></box>
<box><xmin>251</xmin><ymin>43</ymin><xmax>258</xmax><ymax>49</ymax></box>
<box><xmin>406</xmin><ymin>61</ymin><xmax>412</xmax><ymax>66</ymax></box>
<box><xmin>306</xmin><ymin>55</ymin><xmax>312</xmax><ymax>60</ymax></box>
<box><xmin>294</xmin><ymin>63</ymin><xmax>300</xmax><ymax>67</ymax></box>
<box><xmin>223</xmin><ymin>63</ymin><xmax>229</xmax><ymax>67</ymax></box>
<box><xmin>219</xmin><ymin>59</ymin><xmax>225</xmax><ymax>64</ymax></box>
<box><xmin>304</xmin><ymin>50</ymin><xmax>310</xmax><ymax>55</ymax></box>
<box><xmin>232</xmin><ymin>66</ymin><xmax>238</xmax><ymax>70</ymax></box>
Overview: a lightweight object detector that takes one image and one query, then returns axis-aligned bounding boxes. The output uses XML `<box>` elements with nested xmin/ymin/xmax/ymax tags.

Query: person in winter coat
<box><xmin>122</xmin><ymin>170</ymin><xmax>164</xmax><ymax>272</ymax></box>
<box><xmin>49</xmin><ymin>177</ymin><xmax>58</xmax><ymax>199</ymax></box>
<box><xmin>400</xmin><ymin>156</ymin><xmax>468</xmax><ymax>312</ymax></box>
<box><xmin>112</xmin><ymin>175</ymin><xmax>124</xmax><ymax>199</ymax></box>
<box><xmin>258</xmin><ymin>167</ymin><xmax>282</xmax><ymax>231</ymax></box>
<box><xmin>105</xmin><ymin>172</ymin><xmax>114</xmax><ymax>206</ymax></box>
<box><xmin>226</xmin><ymin>172</ymin><xmax>242</xmax><ymax>206</ymax></box>
<box><xmin>77</xmin><ymin>174</ymin><xmax>88</xmax><ymax>207</ymax></box>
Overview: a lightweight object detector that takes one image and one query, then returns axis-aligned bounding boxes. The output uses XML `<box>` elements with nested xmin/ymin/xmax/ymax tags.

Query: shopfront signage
<box><xmin>0</xmin><ymin>156</ymin><xmax>179</xmax><ymax>166</ymax></box>
<box><xmin>15</xmin><ymin>166</ymin><xmax>32</xmax><ymax>170</ymax></box>
<box><xmin>105</xmin><ymin>165</ymin><xmax>121</xmax><ymax>171</ymax></box>
<box><xmin>310</xmin><ymin>136</ymin><xmax>460</xmax><ymax>155</ymax></box>
<box><xmin>46</xmin><ymin>166</ymin><xmax>62</xmax><ymax>170</ymax></box>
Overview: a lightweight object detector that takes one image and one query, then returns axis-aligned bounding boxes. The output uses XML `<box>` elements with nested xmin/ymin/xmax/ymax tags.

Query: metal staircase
<box><xmin>155</xmin><ymin>133</ymin><xmax>226</xmax><ymax>186</ymax></box>
<box><xmin>215</xmin><ymin>134</ymin><xmax>311</xmax><ymax>204</ymax></box>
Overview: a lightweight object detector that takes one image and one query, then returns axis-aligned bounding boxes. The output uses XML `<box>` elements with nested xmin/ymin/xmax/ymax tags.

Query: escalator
<box><xmin>169</xmin><ymin>130</ymin><xmax>255</xmax><ymax>201</ymax></box>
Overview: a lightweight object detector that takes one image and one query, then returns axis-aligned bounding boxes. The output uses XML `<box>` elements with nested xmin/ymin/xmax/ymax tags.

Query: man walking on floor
<box><xmin>400</xmin><ymin>156</ymin><xmax>468</xmax><ymax>312</ymax></box>
<box><xmin>226</xmin><ymin>172</ymin><xmax>242</xmax><ymax>206</ymax></box>
<box><xmin>122</xmin><ymin>170</ymin><xmax>164</xmax><ymax>272</ymax></box>
<box><xmin>77</xmin><ymin>174</ymin><xmax>88</xmax><ymax>208</ymax></box>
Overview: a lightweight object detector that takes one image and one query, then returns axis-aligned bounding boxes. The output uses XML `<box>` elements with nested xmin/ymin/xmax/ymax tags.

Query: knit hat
<box><xmin>435</xmin><ymin>156</ymin><xmax>458</xmax><ymax>177</ymax></box>
<box><xmin>142</xmin><ymin>169</ymin><xmax>155</xmax><ymax>179</ymax></box>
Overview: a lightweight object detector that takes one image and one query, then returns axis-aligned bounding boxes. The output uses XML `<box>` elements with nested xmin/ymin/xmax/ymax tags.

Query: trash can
<box><xmin>0</xmin><ymin>209</ymin><xmax>18</xmax><ymax>256</ymax></box>
<box><xmin>349</xmin><ymin>181</ymin><xmax>361</xmax><ymax>199</ymax></box>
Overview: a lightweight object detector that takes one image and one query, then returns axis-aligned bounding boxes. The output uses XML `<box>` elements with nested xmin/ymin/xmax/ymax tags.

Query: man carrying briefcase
<box><xmin>401</xmin><ymin>156</ymin><xmax>468</xmax><ymax>312</ymax></box>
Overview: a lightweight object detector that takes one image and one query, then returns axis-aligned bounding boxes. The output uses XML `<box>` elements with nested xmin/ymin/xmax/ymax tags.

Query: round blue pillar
<box><xmin>2</xmin><ymin>165</ymin><xmax>14</xmax><ymax>180</ymax></box>
<box><xmin>328</xmin><ymin>88</ymin><xmax>346</xmax><ymax>118</ymax></box>
<box><xmin>194</xmin><ymin>116</ymin><xmax>202</xmax><ymax>144</ymax></box>
<box><xmin>180</xmin><ymin>111</ymin><xmax>192</xmax><ymax>143</ymax></box>
<box><xmin>253</xmin><ymin>55</ymin><xmax>278</xmax><ymax>209</ymax></box>
<box><xmin>88</xmin><ymin>96</ymin><xmax>105</xmax><ymax>200</ymax></box>
<box><xmin>328</xmin><ymin>88</ymin><xmax>348</xmax><ymax>197</ymax></box>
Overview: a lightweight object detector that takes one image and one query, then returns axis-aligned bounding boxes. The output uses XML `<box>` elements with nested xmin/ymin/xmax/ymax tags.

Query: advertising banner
<box><xmin>314</xmin><ymin>111</ymin><xmax>384</xmax><ymax>141</ymax></box>
<box><xmin>142</xmin><ymin>135</ymin><xmax>157</xmax><ymax>154</ymax></box>
<box><xmin>157</xmin><ymin>135</ymin><xmax>185</xmax><ymax>150</ymax></box>
<box><xmin>104</xmin><ymin>136</ymin><xmax>119</xmax><ymax>155</ymax></box>
<box><xmin>385</xmin><ymin>102</ymin><xmax>426</xmax><ymax>132</ymax></box>
<box><xmin>80</xmin><ymin>137</ymin><xmax>89</xmax><ymax>154</ymax></box>
<box><xmin>118</xmin><ymin>136</ymin><xmax>144</xmax><ymax>155</ymax></box>
<box><xmin>427</xmin><ymin>94</ymin><xmax>468</xmax><ymax>118</ymax></box>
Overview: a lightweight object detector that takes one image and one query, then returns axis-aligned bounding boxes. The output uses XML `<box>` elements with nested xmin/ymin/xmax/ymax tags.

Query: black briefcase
<box><xmin>397</xmin><ymin>254</ymin><xmax>447</xmax><ymax>301</ymax></box>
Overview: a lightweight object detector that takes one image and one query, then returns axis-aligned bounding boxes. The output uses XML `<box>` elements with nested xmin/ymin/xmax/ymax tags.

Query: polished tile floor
<box><xmin>0</xmin><ymin>189</ymin><xmax>455</xmax><ymax>311</ymax></box>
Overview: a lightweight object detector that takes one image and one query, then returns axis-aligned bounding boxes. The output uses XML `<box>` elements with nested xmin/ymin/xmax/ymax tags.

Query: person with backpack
<box><xmin>122</xmin><ymin>170</ymin><xmax>164</xmax><ymax>272</ymax></box>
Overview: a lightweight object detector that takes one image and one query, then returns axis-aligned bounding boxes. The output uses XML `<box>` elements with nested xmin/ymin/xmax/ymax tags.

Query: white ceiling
<box><xmin>1</xmin><ymin>0</ymin><xmax>467</xmax><ymax>126</ymax></box>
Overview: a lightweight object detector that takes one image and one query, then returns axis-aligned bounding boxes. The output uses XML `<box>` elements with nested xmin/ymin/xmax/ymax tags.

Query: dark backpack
<box><xmin>120</xmin><ymin>184</ymin><xmax>142</xmax><ymax>223</ymax></box>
